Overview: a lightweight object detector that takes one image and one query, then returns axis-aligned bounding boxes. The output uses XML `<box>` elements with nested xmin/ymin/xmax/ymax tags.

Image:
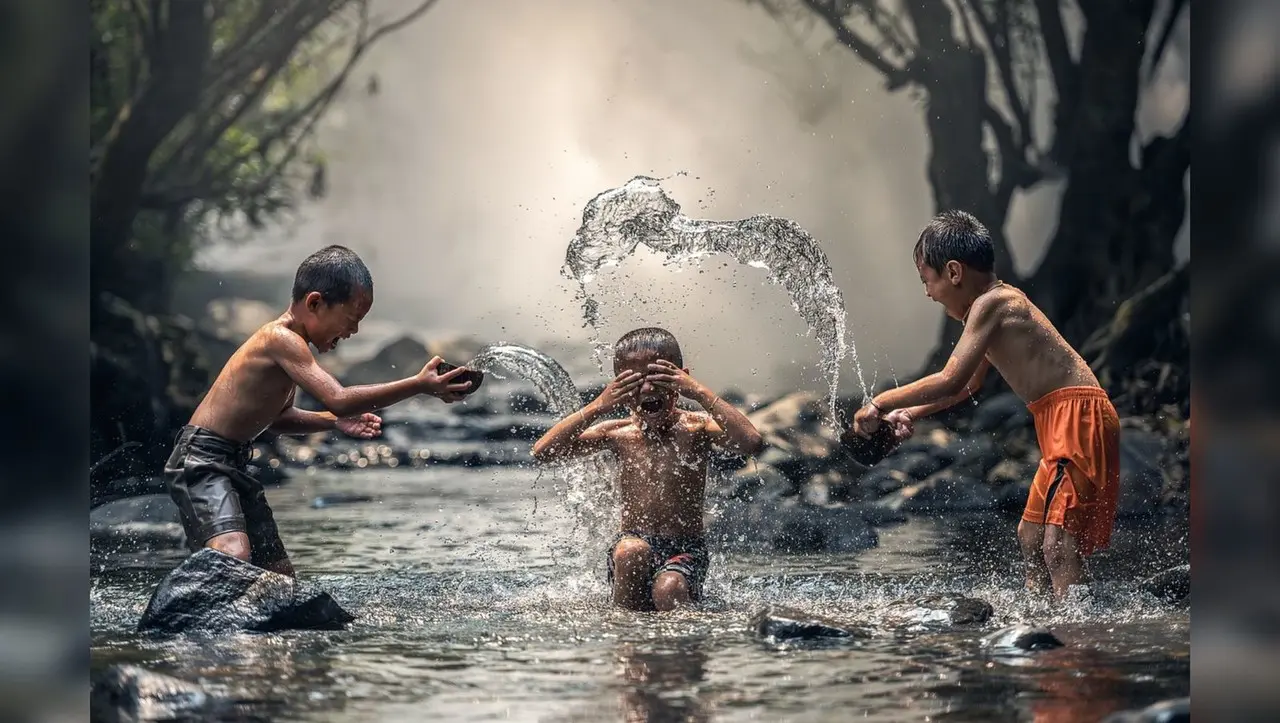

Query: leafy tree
<box><xmin>90</xmin><ymin>0</ymin><xmax>439</xmax><ymax>313</ymax></box>
<box><xmin>88</xmin><ymin>0</ymin><xmax>438</xmax><ymax>487</ymax></box>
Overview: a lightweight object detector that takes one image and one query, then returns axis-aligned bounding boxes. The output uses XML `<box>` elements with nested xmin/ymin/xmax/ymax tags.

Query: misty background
<box><xmin>191</xmin><ymin>0</ymin><xmax>1189</xmax><ymax>397</ymax></box>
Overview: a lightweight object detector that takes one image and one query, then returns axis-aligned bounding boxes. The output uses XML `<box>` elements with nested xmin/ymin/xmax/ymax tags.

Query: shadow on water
<box><xmin>90</xmin><ymin>466</ymin><xmax>1188</xmax><ymax>722</ymax></box>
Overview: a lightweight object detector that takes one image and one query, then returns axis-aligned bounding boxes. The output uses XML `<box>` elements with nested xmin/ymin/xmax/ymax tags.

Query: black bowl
<box><xmin>435</xmin><ymin>361</ymin><xmax>485</xmax><ymax>395</ymax></box>
<box><xmin>840</xmin><ymin>423</ymin><xmax>899</xmax><ymax>467</ymax></box>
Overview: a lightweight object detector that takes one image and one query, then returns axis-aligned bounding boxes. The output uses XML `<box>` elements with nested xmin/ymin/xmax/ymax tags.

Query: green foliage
<box><xmin>90</xmin><ymin>1</ymin><xmax>437</xmax><ymax>289</ymax></box>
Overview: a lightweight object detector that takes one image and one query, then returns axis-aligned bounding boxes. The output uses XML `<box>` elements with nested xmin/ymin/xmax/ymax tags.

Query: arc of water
<box><xmin>468</xmin><ymin>343</ymin><xmax>618</xmax><ymax>542</ymax></box>
<box><xmin>560</xmin><ymin>176</ymin><xmax>871</xmax><ymax>427</ymax></box>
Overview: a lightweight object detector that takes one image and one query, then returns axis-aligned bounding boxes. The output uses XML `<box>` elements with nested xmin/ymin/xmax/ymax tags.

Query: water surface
<box><xmin>90</xmin><ymin>465</ymin><xmax>1188</xmax><ymax>722</ymax></box>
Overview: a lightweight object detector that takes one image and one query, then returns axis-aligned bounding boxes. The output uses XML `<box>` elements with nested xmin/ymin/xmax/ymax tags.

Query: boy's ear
<box><xmin>304</xmin><ymin>290</ymin><xmax>324</xmax><ymax>311</ymax></box>
<box><xmin>944</xmin><ymin>260</ymin><xmax>963</xmax><ymax>285</ymax></box>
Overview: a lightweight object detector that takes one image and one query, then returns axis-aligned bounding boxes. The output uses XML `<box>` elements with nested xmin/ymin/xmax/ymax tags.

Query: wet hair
<box><xmin>913</xmin><ymin>210</ymin><xmax>995</xmax><ymax>274</ymax></box>
<box><xmin>614</xmin><ymin>327</ymin><xmax>683</xmax><ymax>369</ymax></box>
<box><xmin>291</xmin><ymin>245</ymin><xmax>373</xmax><ymax>304</ymax></box>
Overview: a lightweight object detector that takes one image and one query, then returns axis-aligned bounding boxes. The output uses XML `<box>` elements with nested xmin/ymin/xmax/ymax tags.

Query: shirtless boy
<box><xmin>164</xmin><ymin>245</ymin><xmax>475</xmax><ymax>576</ymax></box>
<box><xmin>852</xmin><ymin>211</ymin><xmax>1121</xmax><ymax>600</ymax></box>
<box><xmin>532</xmin><ymin>328</ymin><xmax>764</xmax><ymax>611</ymax></box>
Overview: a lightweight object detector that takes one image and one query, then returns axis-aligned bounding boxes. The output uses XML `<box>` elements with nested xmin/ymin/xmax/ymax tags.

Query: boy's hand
<box><xmin>336</xmin><ymin>412</ymin><xmax>382</xmax><ymax>439</ymax></box>
<box><xmin>593</xmin><ymin>370</ymin><xmax>644</xmax><ymax>412</ymax></box>
<box><xmin>852</xmin><ymin>403</ymin><xmax>881</xmax><ymax>438</ymax></box>
<box><xmin>645</xmin><ymin>360</ymin><xmax>703</xmax><ymax>398</ymax></box>
<box><xmin>417</xmin><ymin>356</ymin><xmax>472</xmax><ymax>403</ymax></box>
<box><xmin>884</xmin><ymin>409</ymin><xmax>914</xmax><ymax>441</ymax></box>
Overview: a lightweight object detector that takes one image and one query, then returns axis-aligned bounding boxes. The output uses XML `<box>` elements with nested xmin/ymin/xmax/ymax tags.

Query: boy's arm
<box><xmin>694</xmin><ymin>392</ymin><xmax>765</xmax><ymax>455</ymax></box>
<box><xmin>645</xmin><ymin>360</ymin><xmax>764</xmax><ymax>455</ymax></box>
<box><xmin>868</xmin><ymin>293</ymin><xmax>1003</xmax><ymax>414</ymax></box>
<box><xmin>531</xmin><ymin>404</ymin><xmax>615</xmax><ymax>463</ymax></box>
<box><xmin>533</xmin><ymin>370</ymin><xmax>642</xmax><ymax>462</ymax></box>
<box><xmin>266</xmin><ymin>327</ymin><xmax>467</xmax><ymax>417</ymax></box>
<box><xmin>269</xmin><ymin>407</ymin><xmax>337</xmax><ymax>434</ymax></box>
<box><xmin>901</xmin><ymin>357</ymin><xmax>991</xmax><ymax>420</ymax></box>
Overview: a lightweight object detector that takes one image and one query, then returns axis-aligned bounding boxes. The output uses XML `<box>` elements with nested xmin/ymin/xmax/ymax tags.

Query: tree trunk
<box><xmin>90</xmin><ymin>1</ymin><xmax>210</xmax><ymax>313</ymax></box>
<box><xmin>1025</xmin><ymin>0</ymin><xmax>1159</xmax><ymax>344</ymax></box>
<box><xmin>903</xmin><ymin>0</ymin><xmax>1020</xmax><ymax>376</ymax></box>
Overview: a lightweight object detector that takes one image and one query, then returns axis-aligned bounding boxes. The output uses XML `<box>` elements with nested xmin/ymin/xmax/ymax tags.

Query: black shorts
<box><xmin>163</xmin><ymin>425</ymin><xmax>287</xmax><ymax>567</ymax></box>
<box><xmin>606</xmin><ymin>531</ymin><xmax>710</xmax><ymax>601</ymax></box>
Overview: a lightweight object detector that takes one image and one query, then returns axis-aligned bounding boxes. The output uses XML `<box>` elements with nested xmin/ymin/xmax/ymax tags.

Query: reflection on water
<box><xmin>615</xmin><ymin>638</ymin><xmax>711</xmax><ymax>723</ymax></box>
<box><xmin>90</xmin><ymin>466</ymin><xmax>1188</xmax><ymax>722</ymax></box>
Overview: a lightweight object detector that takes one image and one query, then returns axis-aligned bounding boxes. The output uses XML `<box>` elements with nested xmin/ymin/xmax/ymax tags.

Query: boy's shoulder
<box><xmin>969</xmin><ymin>283</ymin><xmax>1030</xmax><ymax>324</ymax></box>
<box><xmin>244</xmin><ymin>317</ymin><xmax>307</xmax><ymax>352</ymax></box>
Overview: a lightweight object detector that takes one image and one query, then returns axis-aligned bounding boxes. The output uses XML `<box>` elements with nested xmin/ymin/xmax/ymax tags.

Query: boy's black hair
<box><xmin>913</xmin><ymin>210</ymin><xmax>995</xmax><ymax>274</ymax></box>
<box><xmin>292</xmin><ymin>245</ymin><xmax>373</xmax><ymax>304</ymax></box>
<box><xmin>614</xmin><ymin>327</ymin><xmax>683</xmax><ymax>368</ymax></box>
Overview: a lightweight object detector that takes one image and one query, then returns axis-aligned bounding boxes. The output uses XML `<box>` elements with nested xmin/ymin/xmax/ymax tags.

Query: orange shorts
<box><xmin>1022</xmin><ymin>386</ymin><xmax>1121</xmax><ymax>556</ymax></box>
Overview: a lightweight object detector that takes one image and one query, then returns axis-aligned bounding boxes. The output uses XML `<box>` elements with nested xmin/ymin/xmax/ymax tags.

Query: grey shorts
<box><xmin>606</xmin><ymin>531</ymin><xmax>710</xmax><ymax>601</ymax></box>
<box><xmin>163</xmin><ymin>425</ymin><xmax>287</xmax><ymax>566</ymax></box>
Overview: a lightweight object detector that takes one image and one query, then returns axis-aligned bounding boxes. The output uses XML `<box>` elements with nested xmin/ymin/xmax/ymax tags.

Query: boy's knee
<box><xmin>651</xmin><ymin>571</ymin><xmax>690</xmax><ymax>610</ymax></box>
<box><xmin>206</xmin><ymin>531</ymin><xmax>251</xmax><ymax>561</ymax></box>
<box><xmin>612</xmin><ymin>538</ymin><xmax>652</xmax><ymax>569</ymax></box>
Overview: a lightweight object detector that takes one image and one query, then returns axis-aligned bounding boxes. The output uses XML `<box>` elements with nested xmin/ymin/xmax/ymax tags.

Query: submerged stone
<box><xmin>1140</xmin><ymin>564</ymin><xmax>1190</xmax><ymax>604</ymax></box>
<box><xmin>980</xmin><ymin>624</ymin><xmax>1066</xmax><ymax>653</ymax></box>
<box><xmin>137</xmin><ymin>548</ymin><xmax>355</xmax><ymax>635</ymax></box>
<box><xmin>1101</xmin><ymin>697</ymin><xmax>1190</xmax><ymax>723</ymax></box>
<box><xmin>881</xmin><ymin>593</ymin><xmax>994</xmax><ymax>628</ymax></box>
<box><xmin>90</xmin><ymin>664</ymin><xmax>216</xmax><ymax>722</ymax></box>
<box><xmin>751</xmin><ymin>606</ymin><xmax>870</xmax><ymax>642</ymax></box>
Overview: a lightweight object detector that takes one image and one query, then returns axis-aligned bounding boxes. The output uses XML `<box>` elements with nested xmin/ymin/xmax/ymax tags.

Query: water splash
<box><xmin>561</xmin><ymin>176</ymin><xmax>868</xmax><ymax>424</ymax></box>
<box><xmin>470</xmin><ymin>343</ymin><xmax>583</xmax><ymax>416</ymax></box>
<box><xmin>468</xmin><ymin>343</ymin><xmax>618</xmax><ymax>548</ymax></box>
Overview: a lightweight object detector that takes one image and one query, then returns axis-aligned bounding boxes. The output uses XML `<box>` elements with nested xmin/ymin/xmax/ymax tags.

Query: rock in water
<box><xmin>751</xmin><ymin>606</ymin><xmax>869</xmax><ymax>642</ymax></box>
<box><xmin>980</xmin><ymin>624</ymin><xmax>1065</xmax><ymax>653</ymax></box>
<box><xmin>1140</xmin><ymin>564</ymin><xmax>1190</xmax><ymax>604</ymax></box>
<box><xmin>881</xmin><ymin>593</ymin><xmax>994</xmax><ymax>628</ymax></box>
<box><xmin>1102</xmin><ymin>698</ymin><xmax>1190</xmax><ymax>723</ymax></box>
<box><xmin>137</xmin><ymin>548</ymin><xmax>355</xmax><ymax>634</ymax></box>
<box><xmin>90</xmin><ymin>664</ymin><xmax>214</xmax><ymax>722</ymax></box>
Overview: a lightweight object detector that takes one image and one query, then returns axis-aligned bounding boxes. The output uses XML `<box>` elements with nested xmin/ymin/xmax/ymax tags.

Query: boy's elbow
<box><xmin>742</xmin><ymin>431</ymin><xmax>765</xmax><ymax>456</ymax></box>
<box><xmin>323</xmin><ymin>391</ymin><xmax>357</xmax><ymax>418</ymax></box>
<box><xmin>936</xmin><ymin>372</ymin><xmax>968</xmax><ymax>399</ymax></box>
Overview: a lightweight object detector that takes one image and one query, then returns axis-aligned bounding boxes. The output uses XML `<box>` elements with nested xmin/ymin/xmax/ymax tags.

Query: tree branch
<box><xmin>1033</xmin><ymin>0</ymin><xmax>1079</xmax><ymax>163</ymax></box>
<box><xmin>1147</xmin><ymin>0</ymin><xmax>1187</xmax><ymax>81</ymax></box>
<box><xmin>801</xmin><ymin>0</ymin><xmax>913</xmax><ymax>87</ymax></box>
<box><xmin>217</xmin><ymin>0</ymin><xmax>440</xmax><ymax>208</ymax></box>
<box><xmin>967</xmin><ymin>0</ymin><xmax>1033</xmax><ymax>149</ymax></box>
<box><xmin>155</xmin><ymin>6</ymin><xmax>332</xmax><ymax>185</ymax></box>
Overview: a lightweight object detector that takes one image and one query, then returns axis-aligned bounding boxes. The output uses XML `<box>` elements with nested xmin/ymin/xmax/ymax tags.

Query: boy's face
<box><xmin>614</xmin><ymin>349</ymin><xmax>679</xmax><ymax>423</ymax></box>
<box><xmin>916</xmin><ymin>258</ymin><xmax>965</xmax><ymax>319</ymax></box>
<box><xmin>304</xmin><ymin>288</ymin><xmax>372</xmax><ymax>353</ymax></box>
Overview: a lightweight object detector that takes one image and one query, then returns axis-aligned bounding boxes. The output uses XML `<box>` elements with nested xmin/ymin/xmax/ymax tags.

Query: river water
<box><xmin>90</xmin><ymin>461</ymin><xmax>1189</xmax><ymax>722</ymax></box>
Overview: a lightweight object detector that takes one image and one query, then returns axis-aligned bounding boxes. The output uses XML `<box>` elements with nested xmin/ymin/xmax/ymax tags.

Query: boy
<box><xmin>164</xmin><ymin>245</ymin><xmax>475</xmax><ymax>576</ymax></box>
<box><xmin>852</xmin><ymin>211</ymin><xmax>1121</xmax><ymax>601</ymax></box>
<box><xmin>532</xmin><ymin>328</ymin><xmax>764</xmax><ymax>611</ymax></box>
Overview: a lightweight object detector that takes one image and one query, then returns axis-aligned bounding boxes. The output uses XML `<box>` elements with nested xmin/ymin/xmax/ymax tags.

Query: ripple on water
<box><xmin>91</xmin><ymin>468</ymin><xmax>1187</xmax><ymax>722</ymax></box>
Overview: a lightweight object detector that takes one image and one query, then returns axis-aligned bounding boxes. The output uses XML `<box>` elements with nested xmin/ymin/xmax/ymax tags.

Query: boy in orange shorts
<box><xmin>852</xmin><ymin>211</ymin><xmax>1121</xmax><ymax>600</ymax></box>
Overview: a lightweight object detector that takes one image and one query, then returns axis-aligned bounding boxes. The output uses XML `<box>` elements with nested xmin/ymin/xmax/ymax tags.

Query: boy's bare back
<box><xmin>188</xmin><ymin>319</ymin><xmax>310</xmax><ymax>443</ymax></box>
<box><xmin>967</xmin><ymin>283</ymin><xmax>1101</xmax><ymax>404</ymax></box>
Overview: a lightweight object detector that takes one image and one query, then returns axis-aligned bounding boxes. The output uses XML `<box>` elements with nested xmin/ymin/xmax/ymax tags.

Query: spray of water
<box><xmin>468</xmin><ymin>343</ymin><xmax>618</xmax><ymax>549</ymax></box>
<box><xmin>561</xmin><ymin>175</ymin><xmax>869</xmax><ymax>425</ymax></box>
